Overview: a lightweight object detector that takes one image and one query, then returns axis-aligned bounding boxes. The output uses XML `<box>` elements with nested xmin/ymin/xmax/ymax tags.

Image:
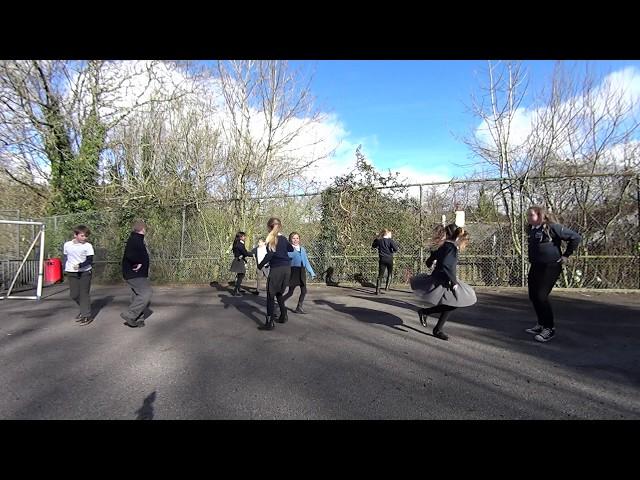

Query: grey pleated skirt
<box><xmin>267</xmin><ymin>265</ymin><xmax>291</xmax><ymax>295</ymax></box>
<box><xmin>410</xmin><ymin>273</ymin><xmax>477</xmax><ymax>308</ymax></box>
<box><xmin>230</xmin><ymin>258</ymin><xmax>246</xmax><ymax>274</ymax></box>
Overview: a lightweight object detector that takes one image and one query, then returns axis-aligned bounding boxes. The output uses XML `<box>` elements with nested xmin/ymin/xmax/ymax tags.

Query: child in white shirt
<box><xmin>63</xmin><ymin>225</ymin><xmax>95</xmax><ymax>323</ymax></box>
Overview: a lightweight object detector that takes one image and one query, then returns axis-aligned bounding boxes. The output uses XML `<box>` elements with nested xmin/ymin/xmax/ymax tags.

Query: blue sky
<box><xmin>289</xmin><ymin>60</ymin><xmax>640</xmax><ymax>181</ymax></box>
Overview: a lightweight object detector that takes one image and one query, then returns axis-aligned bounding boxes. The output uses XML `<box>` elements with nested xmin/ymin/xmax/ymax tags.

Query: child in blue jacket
<box><xmin>283</xmin><ymin>232</ymin><xmax>316</xmax><ymax>313</ymax></box>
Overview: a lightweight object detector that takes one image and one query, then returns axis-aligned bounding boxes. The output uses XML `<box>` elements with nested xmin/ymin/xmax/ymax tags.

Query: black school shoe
<box><xmin>433</xmin><ymin>329</ymin><xmax>449</xmax><ymax>341</ymax></box>
<box><xmin>418</xmin><ymin>309</ymin><xmax>429</xmax><ymax>327</ymax></box>
<box><xmin>121</xmin><ymin>312</ymin><xmax>140</xmax><ymax>328</ymax></box>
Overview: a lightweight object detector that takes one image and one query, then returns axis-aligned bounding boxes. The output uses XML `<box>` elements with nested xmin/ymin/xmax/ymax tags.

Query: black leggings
<box><xmin>283</xmin><ymin>285</ymin><xmax>307</xmax><ymax>306</ymax></box>
<box><xmin>267</xmin><ymin>291</ymin><xmax>286</xmax><ymax>317</ymax></box>
<box><xmin>266</xmin><ymin>276</ymin><xmax>286</xmax><ymax>318</ymax></box>
<box><xmin>234</xmin><ymin>273</ymin><xmax>245</xmax><ymax>290</ymax></box>
<box><xmin>421</xmin><ymin>304</ymin><xmax>456</xmax><ymax>332</ymax></box>
<box><xmin>528</xmin><ymin>263</ymin><xmax>562</xmax><ymax>328</ymax></box>
<box><xmin>377</xmin><ymin>257</ymin><xmax>394</xmax><ymax>288</ymax></box>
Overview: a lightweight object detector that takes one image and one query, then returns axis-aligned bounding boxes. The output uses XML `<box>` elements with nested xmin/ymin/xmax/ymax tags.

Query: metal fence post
<box><xmin>637</xmin><ymin>174</ymin><xmax>640</xmax><ymax>289</ymax></box>
<box><xmin>520</xmin><ymin>178</ymin><xmax>526</xmax><ymax>288</ymax></box>
<box><xmin>16</xmin><ymin>209</ymin><xmax>20</xmax><ymax>258</ymax></box>
<box><xmin>180</xmin><ymin>205</ymin><xmax>186</xmax><ymax>278</ymax></box>
<box><xmin>419</xmin><ymin>185</ymin><xmax>424</xmax><ymax>270</ymax></box>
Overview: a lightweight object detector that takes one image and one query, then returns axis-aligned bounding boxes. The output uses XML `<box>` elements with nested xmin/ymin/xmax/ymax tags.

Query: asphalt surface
<box><xmin>1</xmin><ymin>282</ymin><xmax>638</xmax><ymax>419</ymax></box>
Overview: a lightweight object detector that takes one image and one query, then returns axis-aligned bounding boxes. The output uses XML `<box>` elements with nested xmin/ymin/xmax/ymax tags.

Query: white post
<box><xmin>36</xmin><ymin>224</ymin><xmax>45</xmax><ymax>300</ymax></box>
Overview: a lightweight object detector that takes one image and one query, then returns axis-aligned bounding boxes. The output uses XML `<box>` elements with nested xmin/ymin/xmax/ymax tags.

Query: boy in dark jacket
<box><xmin>121</xmin><ymin>220</ymin><xmax>152</xmax><ymax>328</ymax></box>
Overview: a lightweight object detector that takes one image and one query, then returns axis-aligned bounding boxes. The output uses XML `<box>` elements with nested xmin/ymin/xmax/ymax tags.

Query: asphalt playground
<box><xmin>1</xmin><ymin>281</ymin><xmax>638</xmax><ymax>419</ymax></box>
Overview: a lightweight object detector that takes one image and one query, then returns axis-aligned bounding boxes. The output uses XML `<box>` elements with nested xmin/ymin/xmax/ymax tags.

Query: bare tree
<box><xmin>213</xmin><ymin>60</ymin><xmax>333</xmax><ymax>229</ymax></box>
<box><xmin>0</xmin><ymin>60</ymin><xmax>189</xmax><ymax>213</ymax></box>
<box><xmin>463</xmin><ymin>60</ymin><xmax>532</xmax><ymax>273</ymax></box>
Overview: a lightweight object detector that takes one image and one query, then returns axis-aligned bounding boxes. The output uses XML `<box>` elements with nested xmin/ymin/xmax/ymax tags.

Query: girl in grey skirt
<box><xmin>410</xmin><ymin>223</ymin><xmax>477</xmax><ymax>341</ymax></box>
<box><xmin>230</xmin><ymin>231</ymin><xmax>254</xmax><ymax>296</ymax></box>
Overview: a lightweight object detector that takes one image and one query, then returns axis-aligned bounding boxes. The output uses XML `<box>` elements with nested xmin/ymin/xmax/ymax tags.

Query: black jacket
<box><xmin>527</xmin><ymin>223</ymin><xmax>581</xmax><ymax>264</ymax></box>
<box><xmin>425</xmin><ymin>250</ymin><xmax>437</xmax><ymax>268</ymax></box>
<box><xmin>258</xmin><ymin>235</ymin><xmax>294</xmax><ymax>269</ymax></box>
<box><xmin>372</xmin><ymin>237</ymin><xmax>399</xmax><ymax>259</ymax></box>
<box><xmin>122</xmin><ymin>232</ymin><xmax>150</xmax><ymax>279</ymax></box>
<box><xmin>431</xmin><ymin>241</ymin><xmax>458</xmax><ymax>287</ymax></box>
<box><xmin>232</xmin><ymin>241</ymin><xmax>253</xmax><ymax>262</ymax></box>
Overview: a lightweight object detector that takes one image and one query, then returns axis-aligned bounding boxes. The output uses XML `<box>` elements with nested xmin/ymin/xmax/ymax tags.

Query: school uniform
<box><xmin>251</xmin><ymin>245</ymin><xmax>269</xmax><ymax>292</ymax></box>
<box><xmin>257</xmin><ymin>234</ymin><xmax>294</xmax><ymax>326</ymax></box>
<box><xmin>230</xmin><ymin>240</ymin><xmax>252</xmax><ymax>275</ymax></box>
<box><xmin>229</xmin><ymin>240</ymin><xmax>253</xmax><ymax>295</ymax></box>
<box><xmin>410</xmin><ymin>240</ymin><xmax>476</xmax><ymax>340</ymax></box>
<box><xmin>527</xmin><ymin>223</ymin><xmax>581</xmax><ymax>332</ymax></box>
<box><xmin>372</xmin><ymin>236</ymin><xmax>399</xmax><ymax>292</ymax></box>
<box><xmin>288</xmin><ymin>245</ymin><xmax>315</xmax><ymax>287</ymax></box>
<box><xmin>63</xmin><ymin>240</ymin><xmax>94</xmax><ymax>319</ymax></box>
<box><xmin>121</xmin><ymin>231</ymin><xmax>152</xmax><ymax>326</ymax></box>
<box><xmin>283</xmin><ymin>245</ymin><xmax>316</xmax><ymax>311</ymax></box>
<box><xmin>411</xmin><ymin>241</ymin><xmax>477</xmax><ymax>308</ymax></box>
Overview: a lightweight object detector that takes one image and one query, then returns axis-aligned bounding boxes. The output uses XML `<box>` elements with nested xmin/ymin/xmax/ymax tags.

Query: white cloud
<box><xmin>473</xmin><ymin>65</ymin><xmax>640</xmax><ymax>164</ymax></box>
<box><xmin>393</xmin><ymin>166</ymin><xmax>451</xmax><ymax>185</ymax></box>
<box><xmin>294</xmin><ymin>115</ymin><xmax>356</xmax><ymax>187</ymax></box>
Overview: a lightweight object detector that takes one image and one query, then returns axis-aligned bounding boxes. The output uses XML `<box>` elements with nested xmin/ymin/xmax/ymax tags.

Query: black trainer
<box><xmin>418</xmin><ymin>309</ymin><xmax>428</xmax><ymax>328</ymax></box>
<box><xmin>534</xmin><ymin>328</ymin><xmax>555</xmax><ymax>342</ymax></box>
<box><xmin>121</xmin><ymin>312</ymin><xmax>140</xmax><ymax>328</ymax></box>
<box><xmin>525</xmin><ymin>324</ymin><xmax>544</xmax><ymax>334</ymax></box>
<box><xmin>261</xmin><ymin>315</ymin><xmax>275</xmax><ymax>330</ymax></box>
<box><xmin>433</xmin><ymin>330</ymin><xmax>449</xmax><ymax>341</ymax></box>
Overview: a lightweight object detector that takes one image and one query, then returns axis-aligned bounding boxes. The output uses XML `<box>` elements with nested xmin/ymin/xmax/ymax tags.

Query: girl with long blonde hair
<box><xmin>257</xmin><ymin>217</ymin><xmax>295</xmax><ymax>330</ymax></box>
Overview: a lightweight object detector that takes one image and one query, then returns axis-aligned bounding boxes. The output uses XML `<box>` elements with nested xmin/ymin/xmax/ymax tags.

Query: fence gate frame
<box><xmin>0</xmin><ymin>219</ymin><xmax>46</xmax><ymax>301</ymax></box>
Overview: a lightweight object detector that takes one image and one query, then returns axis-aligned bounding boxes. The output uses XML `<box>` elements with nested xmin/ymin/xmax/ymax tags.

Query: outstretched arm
<box><xmin>258</xmin><ymin>250</ymin><xmax>274</xmax><ymax>270</ymax></box>
<box><xmin>302</xmin><ymin>248</ymin><xmax>316</xmax><ymax>277</ymax></box>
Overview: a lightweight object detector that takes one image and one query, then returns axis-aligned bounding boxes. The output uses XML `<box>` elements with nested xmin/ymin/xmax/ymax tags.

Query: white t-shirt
<box><xmin>63</xmin><ymin>240</ymin><xmax>95</xmax><ymax>272</ymax></box>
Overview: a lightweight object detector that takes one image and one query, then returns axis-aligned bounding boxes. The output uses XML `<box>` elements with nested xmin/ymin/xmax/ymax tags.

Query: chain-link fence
<box><xmin>2</xmin><ymin>174</ymin><xmax>637</xmax><ymax>290</ymax></box>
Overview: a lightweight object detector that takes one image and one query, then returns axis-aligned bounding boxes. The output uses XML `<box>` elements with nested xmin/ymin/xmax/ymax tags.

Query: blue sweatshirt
<box><xmin>288</xmin><ymin>246</ymin><xmax>315</xmax><ymax>277</ymax></box>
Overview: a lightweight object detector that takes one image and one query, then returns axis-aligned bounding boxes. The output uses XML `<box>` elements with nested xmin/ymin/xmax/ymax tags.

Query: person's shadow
<box><xmin>218</xmin><ymin>293</ymin><xmax>270</xmax><ymax>328</ymax></box>
<box><xmin>135</xmin><ymin>391</ymin><xmax>156</xmax><ymax>420</ymax></box>
<box><xmin>88</xmin><ymin>295</ymin><xmax>114</xmax><ymax>321</ymax></box>
<box><xmin>313</xmin><ymin>298</ymin><xmax>432</xmax><ymax>337</ymax></box>
<box><xmin>319</xmin><ymin>267</ymin><xmax>340</xmax><ymax>287</ymax></box>
<box><xmin>353</xmin><ymin>273</ymin><xmax>376</xmax><ymax>288</ymax></box>
<box><xmin>210</xmin><ymin>280</ymin><xmax>258</xmax><ymax>295</ymax></box>
<box><xmin>76</xmin><ymin>295</ymin><xmax>115</xmax><ymax>326</ymax></box>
